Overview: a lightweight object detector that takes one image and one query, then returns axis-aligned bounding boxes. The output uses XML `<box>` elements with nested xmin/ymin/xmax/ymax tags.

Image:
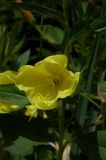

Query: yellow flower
<box><xmin>0</xmin><ymin>70</ymin><xmax>16</xmax><ymax>84</ymax></box>
<box><xmin>16</xmin><ymin>55</ymin><xmax>80</xmax><ymax>110</ymax></box>
<box><xmin>0</xmin><ymin>101</ymin><xmax>22</xmax><ymax>113</ymax></box>
<box><xmin>25</xmin><ymin>105</ymin><xmax>48</xmax><ymax>118</ymax></box>
<box><xmin>36</xmin><ymin>54</ymin><xmax>68</xmax><ymax>68</ymax></box>
<box><xmin>25</xmin><ymin>105</ymin><xmax>37</xmax><ymax>117</ymax></box>
<box><xmin>0</xmin><ymin>71</ymin><xmax>22</xmax><ymax>113</ymax></box>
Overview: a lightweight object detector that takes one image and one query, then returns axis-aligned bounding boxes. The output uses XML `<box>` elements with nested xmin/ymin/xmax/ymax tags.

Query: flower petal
<box><xmin>58</xmin><ymin>71</ymin><xmax>80</xmax><ymax>98</ymax></box>
<box><xmin>25</xmin><ymin>105</ymin><xmax>37</xmax><ymax>117</ymax></box>
<box><xmin>0</xmin><ymin>70</ymin><xmax>17</xmax><ymax>84</ymax></box>
<box><xmin>35</xmin><ymin>54</ymin><xmax>68</xmax><ymax>68</ymax></box>
<box><xmin>43</xmin><ymin>61</ymin><xmax>67</xmax><ymax>77</ymax></box>
<box><xmin>25</xmin><ymin>105</ymin><xmax>48</xmax><ymax>118</ymax></box>
<box><xmin>17</xmin><ymin>64</ymin><xmax>58</xmax><ymax>100</ymax></box>
<box><xmin>26</xmin><ymin>89</ymin><xmax>58</xmax><ymax>110</ymax></box>
<box><xmin>35</xmin><ymin>98</ymin><xmax>58</xmax><ymax>110</ymax></box>
<box><xmin>17</xmin><ymin>65</ymin><xmax>48</xmax><ymax>88</ymax></box>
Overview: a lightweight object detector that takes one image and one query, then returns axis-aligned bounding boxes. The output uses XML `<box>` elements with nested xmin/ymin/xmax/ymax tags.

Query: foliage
<box><xmin>0</xmin><ymin>0</ymin><xmax>106</xmax><ymax>159</ymax></box>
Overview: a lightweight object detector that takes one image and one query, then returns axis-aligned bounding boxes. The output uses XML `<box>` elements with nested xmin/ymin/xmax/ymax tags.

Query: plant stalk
<box><xmin>57</xmin><ymin>101</ymin><xmax>65</xmax><ymax>160</ymax></box>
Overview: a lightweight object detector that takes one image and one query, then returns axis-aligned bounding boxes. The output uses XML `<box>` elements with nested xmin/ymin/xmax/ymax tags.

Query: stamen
<box><xmin>52</xmin><ymin>75</ymin><xmax>63</xmax><ymax>88</ymax></box>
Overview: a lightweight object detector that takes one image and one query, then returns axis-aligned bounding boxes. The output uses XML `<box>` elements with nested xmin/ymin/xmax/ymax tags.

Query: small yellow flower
<box><xmin>0</xmin><ymin>101</ymin><xmax>22</xmax><ymax>113</ymax></box>
<box><xmin>0</xmin><ymin>71</ymin><xmax>22</xmax><ymax>113</ymax></box>
<box><xmin>16</xmin><ymin>55</ymin><xmax>80</xmax><ymax>110</ymax></box>
<box><xmin>25</xmin><ymin>105</ymin><xmax>48</xmax><ymax>118</ymax></box>
<box><xmin>25</xmin><ymin>105</ymin><xmax>37</xmax><ymax>117</ymax></box>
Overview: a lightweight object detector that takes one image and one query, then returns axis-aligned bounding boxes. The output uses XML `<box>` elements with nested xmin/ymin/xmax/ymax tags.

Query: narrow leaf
<box><xmin>98</xmin><ymin>81</ymin><xmax>106</xmax><ymax>102</ymax></box>
<box><xmin>0</xmin><ymin>84</ymin><xmax>29</xmax><ymax>106</ymax></box>
<box><xmin>17</xmin><ymin>49</ymin><xmax>30</xmax><ymax>67</ymax></box>
<box><xmin>12</xmin><ymin>2</ymin><xmax>64</xmax><ymax>25</ymax></box>
<box><xmin>77</xmin><ymin>131</ymin><xmax>106</xmax><ymax>160</ymax></box>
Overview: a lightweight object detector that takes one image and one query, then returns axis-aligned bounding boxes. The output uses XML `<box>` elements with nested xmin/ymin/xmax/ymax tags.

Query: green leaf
<box><xmin>38</xmin><ymin>147</ymin><xmax>54</xmax><ymax>160</ymax></box>
<box><xmin>81</xmin><ymin>93</ymin><xmax>100</xmax><ymax>100</ymax></box>
<box><xmin>36</xmin><ymin>25</ymin><xmax>64</xmax><ymax>45</ymax></box>
<box><xmin>11</xmin><ymin>38</ymin><xmax>25</xmax><ymax>57</ymax></box>
<box><xmin>96</xmin><ymin>27</ymin><xmax>106</xmax><ymax>34</ymax></box>
<box><xmin>98</xmin><ymin>81</ymin><xmax>106</xmax><ymax>102</ymax></box>
<box><xmin>69</xmin><ymin>21</ymin><xmax>90</xmax><ymax>42</ymax></box>
<box><xmin>0</xmin><ymin>25</ymin><xmax>7</xmax><ymax>62</ymax></box>
<box><xmin>101</xmin><ymin>103</ymin><xmax>106</xmax><ymax>129</ymax></box>
<box><xmin>17</xmin><ymin>49</ymin><xmax>30</xmax><ymax>67</ymax></box>
<box><xmin>4</xmin><ymin>136</ymin><xmax>39</xmax><ymax>157</ymax></box>
<box><xmin>90</xmin><ymin>18</ymin><xmax>106</xmax><ymax>31</ymax></box>
<box><xmin>0</xmin><ymin>84</ymin><xmax>29</xmax><ymax>106</ymax></box>
<box><xmin>77</xmin><ymin>130</ymin><xmax>106</xmax><ymax>160</ymax></box>
<box><xmin>4</xmin><ymin>22</ymin><xmax>22</xmax><ymax>57</ymax></box>
<box><xmin>12</xmin><ymin>2</ymin><xmax>64</xmax><ymax>26</ymax></box>
<box><xmin>0</xmin><ymin>114</ymin><xmax>55</xmax><ymax>142</ymax></box>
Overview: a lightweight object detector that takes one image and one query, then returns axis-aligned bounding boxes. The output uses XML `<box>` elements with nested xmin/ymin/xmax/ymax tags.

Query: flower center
<box><xmin>52</xmin><ymin>75</ymin><xmax>62</xmax><ymax>87</ymax></box>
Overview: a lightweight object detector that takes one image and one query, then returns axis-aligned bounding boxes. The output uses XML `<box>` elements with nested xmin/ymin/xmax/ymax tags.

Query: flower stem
<box><xmin>57</xmin><ymin>101</ymin><xmax>65</xmax><ymax>160</ymax></box>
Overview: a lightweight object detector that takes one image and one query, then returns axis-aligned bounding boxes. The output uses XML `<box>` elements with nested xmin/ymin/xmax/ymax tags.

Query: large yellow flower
<box><xmin>0</xmin><ymin>71</ymin><xmax>22</xmax><ymax>113</ymax></box>
<box><xmin>0</xmin><ymin>70</ymin><xmax>16</xmax><ymax>84</ymax></box>
<box><xmin>16</xmin><ymin>55</ymin><xmax>80</xmax><ymax>110</ymax></box>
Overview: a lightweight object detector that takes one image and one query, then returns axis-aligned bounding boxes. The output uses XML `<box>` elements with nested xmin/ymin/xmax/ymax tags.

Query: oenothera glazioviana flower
<box><xmin>16</xmin><ymin>55</ymin><xmax>80</xmax><ymax>110</ymax></box>
<box><xmin>0</xmin><ymin>71</ymin><xmax>22</xmax><ymax>113</ymax></box>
